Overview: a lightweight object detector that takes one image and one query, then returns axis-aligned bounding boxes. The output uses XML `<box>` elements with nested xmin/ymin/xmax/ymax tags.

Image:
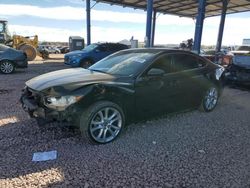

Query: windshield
<box><xmin>82</xmin><ymin>44</ymin><xmax>98</xmax><ymax>52</ymax></box>
<box><xmin>233</xmin><ymin>55</ymin><xmax>250</xmax><ymax>66</ymax></box>
<box><xmin>89</xmin><ymin>51</ymin><xmax>155</xmax><ymax>76</ymax></box>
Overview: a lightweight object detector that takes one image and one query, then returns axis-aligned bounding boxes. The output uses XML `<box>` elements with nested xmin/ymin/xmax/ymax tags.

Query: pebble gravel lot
<box><xmin>1</xmin><ymin>56</ymin><xmax>250</xmax><ymax>187</ymax></box>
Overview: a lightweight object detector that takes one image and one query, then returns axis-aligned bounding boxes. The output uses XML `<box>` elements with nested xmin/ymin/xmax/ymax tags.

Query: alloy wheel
<box><xmin>89</xmin><ymin>107</ymin><xmax>122</xmax><ymax>143</ymax></box>
<box><xmin>204</xmin><ymin>87</ymin><xmax>218</xmax><ymax>111</ymax></box>
<box><xmin>0</xmin><ymin>61</ymin><xmax>14</xmax><ymax>74</ymax></box>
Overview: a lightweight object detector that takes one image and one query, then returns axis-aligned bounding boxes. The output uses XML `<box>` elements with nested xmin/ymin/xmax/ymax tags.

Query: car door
<box><xmin>171</xmin><ymin>53</ymin><xmax>207</xmax><ymax>109</ymax></box>
<box><xmin>135</xmin><ymin>54</ymin><xmax>181</xmax><ymax>118</ymax></box>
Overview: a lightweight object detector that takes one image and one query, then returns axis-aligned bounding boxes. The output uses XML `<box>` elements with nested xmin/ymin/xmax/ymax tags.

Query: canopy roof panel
<box><xmin>94</xmin><ymin>0</ymin><xmax>250</xmax><ymax>18</ymax></box>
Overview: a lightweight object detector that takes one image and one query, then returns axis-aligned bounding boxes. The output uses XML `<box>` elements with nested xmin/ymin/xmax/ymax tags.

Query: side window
<box><xmin>149</xmin><ymin>55</ymin><xmax>172</xmax><ymax>74</ymax></box>
<box><xmin>172</xmin><ymin>54</ymin><xmax>201</xmax><ymax>72</ymax></box>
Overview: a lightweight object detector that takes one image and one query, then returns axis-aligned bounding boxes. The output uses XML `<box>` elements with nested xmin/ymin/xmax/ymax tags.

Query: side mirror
<box><xmin>147</xmin><ymin>68</ymin><xmax>165</xmax><ymax>76</ymax></box>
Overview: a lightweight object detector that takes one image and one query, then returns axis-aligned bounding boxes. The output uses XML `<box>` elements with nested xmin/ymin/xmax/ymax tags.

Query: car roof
<box><xmin>95</xmin><ymin>42</ymin><xmax>127</xmax><ymax>46</ymax></box>
<box><xmin>120</xmin><ymin>48</ymin><xmax>199</xmax><ymax>56</ymax></box>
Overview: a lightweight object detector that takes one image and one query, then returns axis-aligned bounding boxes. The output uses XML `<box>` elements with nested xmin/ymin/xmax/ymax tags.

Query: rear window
<box><xmin>108</xmin><ymin>43</ymin><xmax>128</xmax><ymax>51</ymax></box>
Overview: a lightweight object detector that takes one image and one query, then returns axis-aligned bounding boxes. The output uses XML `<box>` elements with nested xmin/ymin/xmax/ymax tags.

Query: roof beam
<box><xmin>94</xmin><ymin>0</ymin><xmax>250</xmax><ymax>18</ymax></box>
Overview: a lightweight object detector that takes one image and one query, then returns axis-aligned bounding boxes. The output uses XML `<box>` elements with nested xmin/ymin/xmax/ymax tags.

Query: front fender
<box><xmin>77</xmin><ymin>83</ymin><xmax>136</xmax><ymax>122</ymax></box>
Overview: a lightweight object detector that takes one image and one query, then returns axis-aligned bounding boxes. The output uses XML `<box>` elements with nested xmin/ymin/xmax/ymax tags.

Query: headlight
<box><xmin>44</xmin><ymin>95</ymin><xmax>83</xmax><ymax>111</ymax></box>
<box><xmin>215</xmin><ymin>67</ymin><xmax>225</xmax><ymax>80</ymax></box>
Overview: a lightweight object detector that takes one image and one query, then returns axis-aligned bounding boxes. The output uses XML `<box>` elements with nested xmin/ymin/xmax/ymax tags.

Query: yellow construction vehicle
<box><xmin>0</xmin><ymin>20</ymin><xmax>48</xmax><ymax>61</ymax></box>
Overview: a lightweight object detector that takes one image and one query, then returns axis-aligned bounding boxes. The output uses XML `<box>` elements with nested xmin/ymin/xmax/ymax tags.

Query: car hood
<box><xmin>26</xmin><ymin>68</ymin><xmax>116</xmax><ymax>91</ymax></box>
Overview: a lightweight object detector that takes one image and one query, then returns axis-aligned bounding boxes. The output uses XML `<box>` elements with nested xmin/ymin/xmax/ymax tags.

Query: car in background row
<box><xmin>64</xmin><ymin>42</ymin><xmax>129</xmax><ymax>68</ymax></box>
<box><xmin>225</xmin><ymin>55</ymin><xmax>250</xmax><ymax>85</ymax></box>
<box><xmin>38</xmin><ymin>45</ymin><xmax>61</xmax><ymax>54</ymax></box>
<box><xmin>0</xmin><ymin>44</ymin><xmax>27</xmax><ymax>74</ymax></box>
<box><xmin>21</xmin><ymin>49</ymin><xmax>224</xmax><ymax>144</ymax></box>
<box><xmin>59</xmin><ymin>46</ymin><xmax>69</xmax><ymax>54</ymax></box>
<box><xmin>201</xmin><ymin>49</ymin><xmax>233</xmax><ymax>67</ymax></box>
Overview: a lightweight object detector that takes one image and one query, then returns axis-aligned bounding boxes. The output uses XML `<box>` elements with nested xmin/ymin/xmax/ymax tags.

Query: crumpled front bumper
<box><xmin>20</xmin><ymin>87</ymin><xmax>77</xmax><ymax>122</ymax></box>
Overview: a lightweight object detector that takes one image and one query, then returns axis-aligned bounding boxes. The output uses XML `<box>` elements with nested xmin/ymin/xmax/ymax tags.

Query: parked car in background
<box><xmin>201</xmin><ymin>49</ymin><xmax>233</xmax><ymax>67</ymax></box>
<box><xmin>37</xmin><ymin>45</ymin><xmax>49</xmax><ymax>59</ymax></box>
<box><xmin>0</xmin><ymin>44</ymin><xmax>27</xmax><ymax>74</ymax></box>
<box><xmin>64</xmin><ymin>42</ymin><xmax>129</xmax><ymax>68</ymax></box>
<box><xmin>47</xmin><ymin>46</ymin><xmax>61</xmax><ymax>54</ymax></box>
<box><xmin>59</xmin><ymin>46</ymin><xmax>70</xmax><ymax>54</ymax></box>
<box><xmin>237</xmin><ymin>46</ymin><xmax>250</xmax><ymax>51</ymax></box>
<box><xmin>21</xmin><ymin>49</ymin><xmax>224</xmax><ymax>144</ymax></box>
<box><xmin>225</xmin><ymin>55</ymin><xmax>250</xmax><ymax>85</ymax></box>
<box><xmin>38</xmin><ymin>45</ymin><xmax>61</xmax><ymax>54</ymax></box>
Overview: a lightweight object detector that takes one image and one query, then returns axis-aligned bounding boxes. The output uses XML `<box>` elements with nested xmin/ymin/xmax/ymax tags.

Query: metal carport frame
<box><xmin>86</xmin><ymin>0</ymin><xmax>250</xmax><ymax>53</ymax></box>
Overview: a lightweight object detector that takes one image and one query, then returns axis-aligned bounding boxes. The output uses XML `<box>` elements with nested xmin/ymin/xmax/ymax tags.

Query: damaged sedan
<box><xmin>21</xmin><ymin>49</ymin><xmax>224</xmax><ymax>144</ymax></box>
<box><xmin>225</xmin><ymin>55</ymin><xmax>250</xmax><ymax>85</ymax></box>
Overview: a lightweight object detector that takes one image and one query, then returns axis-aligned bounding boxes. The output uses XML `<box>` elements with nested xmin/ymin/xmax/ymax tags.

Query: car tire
<box><xmin>199</xmin><ymin>86</ymin><xmax>219</xmax><ymax>112</ymax></box>
<box><xmin>80</xmin><ymin>59</ymin><xmax>93</xmax><ymax>69</ymax></box>
<box><xmin>0</xmin><ymin>60</ymin><xmax>15</xmax><ymax>74</ymax></box>
<box><xmin>19</xmin><ymin>44</ymin><xmax>37</xmax><ymax>61</ymax></box>
<box><xmin>77</xmin><ymin>101</ymin><xmax>125</xmax><ymax>144</ymax></box>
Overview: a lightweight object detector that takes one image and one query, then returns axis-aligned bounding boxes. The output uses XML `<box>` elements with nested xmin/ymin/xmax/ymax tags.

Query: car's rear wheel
<box><xmin>80</xmin><ymin>59</ymin><xmax>93</xmax><ymax>69</ymax></box>
<box><xmin>77</xmin><ymin>101</ymin><xmax>125</xmax><ymax>144</ymax></box>
<box><xmin>0</xmin><ymin>60</ymin><xmax>15</xmax><ymax>74</ymax></box>
<box><xmin>200</xmin><ymin>86</ymin><xmax>219</xmax><ymax>112</ymax></box>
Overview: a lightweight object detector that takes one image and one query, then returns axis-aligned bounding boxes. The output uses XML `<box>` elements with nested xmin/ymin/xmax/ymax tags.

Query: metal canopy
<box><xmin>94</xmin><ymin>0</ymin><xmax>250</xmax><ymax>18</ymax></box>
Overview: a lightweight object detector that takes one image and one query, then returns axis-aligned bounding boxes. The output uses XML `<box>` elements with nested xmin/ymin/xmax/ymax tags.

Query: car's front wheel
<box><xmin>0</xmin><ymin>60</ymin><xmax>15</xmax><ymax>74</ymax></box>
<box><xmin>200</xmin><ymin>86</ymin><xmax>219</xmax><ymax>112</ymax></box>
<box><xmin>77</xmin><ymin>101</ymin><xmax>125</xmax><ymax>144</ymax></box>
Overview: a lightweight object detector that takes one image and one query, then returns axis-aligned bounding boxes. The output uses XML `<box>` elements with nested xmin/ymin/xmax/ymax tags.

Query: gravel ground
<box><xmin>1</xmin><ymin>57</ymin><xmax>250</xmax><ymax>187</ymax></box>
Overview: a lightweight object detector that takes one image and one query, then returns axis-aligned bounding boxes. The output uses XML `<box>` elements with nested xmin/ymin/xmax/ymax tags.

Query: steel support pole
<box><xmin>193</xmin><ymin>0</ymin><xmax>206</xmax><ymax>54</ymax></box>
<box><xmin>145</xmin><ymin>0</ymin><xmax>153</xmax><ymax>47</ymax></box>
<box><xmin>151</xmin><ymin>11</ymin><xmax>157</xmax><ymax>47</ymax></box>
<box><xmin>216</xmin><ymin>0</ymin><xmax>228</xmax><ymax>53</ymax></box>
<box><xmin>86</xmin><ymin>0</ymin><xmax>91</xmax><ymax>45</ymax></box>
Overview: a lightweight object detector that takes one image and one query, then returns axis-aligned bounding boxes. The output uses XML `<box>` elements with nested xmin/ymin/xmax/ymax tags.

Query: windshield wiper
<box><xmin>89</xmin><ymin>69</ymin><xmax>107</xmax><ymax>74</ymax></box>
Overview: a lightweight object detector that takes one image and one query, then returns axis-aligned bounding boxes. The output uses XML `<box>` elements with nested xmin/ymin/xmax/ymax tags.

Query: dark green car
<box><xmin>21</xmin><ymin>49</ymin><xmax>224</xmax><ymax>144</ymax></box>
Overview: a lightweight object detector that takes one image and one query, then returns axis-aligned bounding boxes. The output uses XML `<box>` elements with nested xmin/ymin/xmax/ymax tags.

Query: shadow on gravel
<box><xmin>226</xmin><ymin>82</ymin><xmax>250</xmax><ymax>92</ymax></box>
<box><xmin>228</xmin><ymin>84</ymin><xmax>250</xmax><ymax>91</ymax></box>
<box><xmin>0</xmin><ymin>119</ymin><xmax>81</xmax><ymax>182</ymax></box>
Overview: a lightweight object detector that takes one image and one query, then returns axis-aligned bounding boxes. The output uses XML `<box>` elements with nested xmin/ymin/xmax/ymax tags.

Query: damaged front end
<box><xmin>20</xmin><ymin>87</ymin><xmax>81</xmax><ymax>125</ymax></box>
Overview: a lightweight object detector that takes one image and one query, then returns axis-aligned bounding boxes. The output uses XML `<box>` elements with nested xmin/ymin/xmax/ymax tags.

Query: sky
<box><xmin>0</xmin><ymin>0</ymin><xmax>250</xmax><ymax>45</ymax></box>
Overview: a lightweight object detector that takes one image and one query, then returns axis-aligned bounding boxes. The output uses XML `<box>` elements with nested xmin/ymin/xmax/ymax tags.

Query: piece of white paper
<box><xmin>32</xmin><ymin>150</ymin><xmax>57</xmax><ymax>162</ymax></box>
